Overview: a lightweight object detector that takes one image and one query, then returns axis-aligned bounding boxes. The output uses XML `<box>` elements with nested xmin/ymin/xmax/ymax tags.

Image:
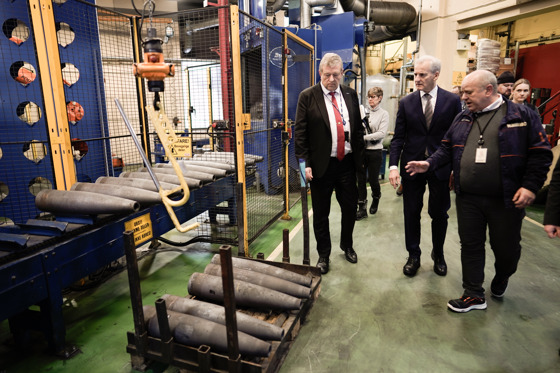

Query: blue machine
<box><xmin>0</xmin><ymin>176</ymin><xmax>235</xmax><ymax>355</ymax></box>
<box><xmin>0</xmin><ymin>0</ymin><xmax>113</xmax><ymax>224</ymax></box>
<box><xmin>1</xmin><ymin>5</ymin><xmax>57</xmax><ymax>224</ymax></box>
<box><xmin>55</xmin><ymin>1</ymin><xmax>113</xmax><ymax>183</ymax></box>
<box><xmin>287</xmin><ymin>10</ymin><xmax>367</xmax><ymax>81</ymax></box>
<box><xmin>236</xmin><ymin>10</ymin><xmax>369</xmax><ymax>196</ymax></box>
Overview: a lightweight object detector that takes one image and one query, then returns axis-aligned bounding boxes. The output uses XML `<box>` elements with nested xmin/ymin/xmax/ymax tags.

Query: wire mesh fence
<box><xmin>0</xmin><ymin>1</ymin><xmax>313</xmax><ymax>248</ymax></box>
<box><xmin>1</xmin><ymin>3</ymin><xmax>57</xmax><ymax>224</ymax></box>
<box><xmin>237</xmin><ymin>13</ymin><xmax>313</xmax><ymax>242</ymax></box>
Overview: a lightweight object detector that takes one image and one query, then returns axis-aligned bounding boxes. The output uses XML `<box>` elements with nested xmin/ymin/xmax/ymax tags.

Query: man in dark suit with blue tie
<box><xmin>295</xmin><ymin>53</ymin><xmax>365</xmax><ymax>274</ymax></box>
<box><xmin>389</xmin><ymin>55</ymin><xmax>462</xmax><ymax>277</ymax></box>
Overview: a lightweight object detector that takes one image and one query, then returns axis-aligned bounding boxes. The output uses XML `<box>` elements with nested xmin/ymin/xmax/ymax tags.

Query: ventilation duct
<box><xmin>340</xmin><ymin>0</ymin><xmax>416</xmax><ymax>26</ymax></box>
<box><xmin>339</xmin><ymin>0</ymin><xmax>417</xmax><ymax>44</ymax></box>
<box><xmin>268</xmin><ymin>0</ymin><xmax>288</xmax><ymax>13</ymax></box>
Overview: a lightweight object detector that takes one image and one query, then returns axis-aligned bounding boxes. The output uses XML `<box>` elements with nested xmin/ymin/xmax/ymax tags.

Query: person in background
<box><xmin>389</xmin><ymin>55</ymin><xmax>462</xmax><ymax>278</ymax></box>
<box><xmin>452</xmin><ymin>85</ymin><xmax>467</xmax><ymax>110</ymax></box>
<box><xmin>544</xmin><ymin>159</ymin><xmax>560</xmax><ymax>239</ymax></box>
<box><xmin>496</xmin><ymin>71</ymin><xmax>515</xmax><ymax>99</ymax></box>
<box><xmin>406</xmin><ymin>69</ymin><xmax>552</xmax><ymax>313</ymax></box>
<box><xmin>510</xmin><ymin>78</ymin><xmax>540</xmax><ymax>115</ymax></box>
<box><xmin>294</xmin><ymin>53</ymin><xmax>365</xmax><ymax>274</ymax></box>
<box><xmin>356</xmin><ymin>87</ymin><xmax>389</xmax><ymax>220</ymax></box>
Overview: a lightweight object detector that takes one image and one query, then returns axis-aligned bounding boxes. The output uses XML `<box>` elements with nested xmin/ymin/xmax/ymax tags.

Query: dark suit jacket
<box><xmin>389</xmin><ymin>87</ymin><xmax>462</xmax><ymax>181</ymax></box>
<box><xmin>294</xmin><ymin>83</ymin><xmax>365</xmax><ymax>178</ymax></box>
<box><xmin>544</xmin><ymin>158</ymin><xmax>560</xmax><ymax>226</ymax></box>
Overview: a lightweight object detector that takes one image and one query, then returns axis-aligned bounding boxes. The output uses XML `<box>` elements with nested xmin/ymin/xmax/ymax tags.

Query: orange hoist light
<box><xmin>132</xmin><ymin>28</ymin><xmax>174</xmax><ymax>93</ymax></box>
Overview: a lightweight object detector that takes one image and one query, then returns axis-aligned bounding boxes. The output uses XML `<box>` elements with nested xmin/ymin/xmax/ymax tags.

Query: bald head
<box><xmin>463</xmin><ymin>70</ymin><xmax>498</xmax><ymax>93</ymax></box>
<box><xmin>461</xmin><ymin>70</ymin><xmax>500</xmax><ymax>112</ymax></box>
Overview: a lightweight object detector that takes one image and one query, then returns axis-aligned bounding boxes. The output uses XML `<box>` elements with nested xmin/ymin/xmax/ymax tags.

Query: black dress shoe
<box><xmin>431</xmin><ymin>251</ymin><xmax>447</xmax><ymax>276</ymax></box>
<box><xmin>341</xmin><ymin>247</ymin><xmax>358</xmax><ymax>263</ymax></box>
<box><xmin>403</xmin><ymin>257</ymin><xmax>420</xmax><ymax>276</ymax></box>
<box><xmin>317</xmin><ymin>257</ymin><xmax>329</xmax><ymax>274</ymax></box>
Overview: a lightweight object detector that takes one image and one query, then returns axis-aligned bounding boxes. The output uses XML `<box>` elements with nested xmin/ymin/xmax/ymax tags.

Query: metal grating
<box><xmin>1</xmin><ymin>2</ymin><xmax>57</xmax><ymax>224</ymax></box>
<box><xmin>0</xmin><ymin>1</ymin><xmax>313</xmax><ymax>248</ymax></box>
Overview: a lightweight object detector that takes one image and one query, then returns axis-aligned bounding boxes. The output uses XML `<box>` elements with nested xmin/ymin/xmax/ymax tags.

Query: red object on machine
<box><xmin>9</xmin><ymin>36</ymin><xmax>23</xmax><ymax>45</ymax></box>
<box><xmin>67</xmin><ymin>101</ymin><xmax>84</xmax><ymax>123</ymax></box>
<box><xmin>15</xmin><ymin>65</ymin><xmax>35</xmax><ymax>85</ymax></box>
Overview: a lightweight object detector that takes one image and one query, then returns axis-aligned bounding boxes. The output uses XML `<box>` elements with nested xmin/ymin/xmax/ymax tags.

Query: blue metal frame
<box><xmin>239</xmin><ymin>16</ymin><xmax>286</xmax><ymax>195</ymax></box>
<box><xmin>0</xmin><ymin>176</ymin><xmax>235</xmax><ymax>355</ymax></box>
<box><xmin>53</xmin><ymin>0</ymin><xmax>113</xmax><ymax>182</ymax></box>
<box><xmin>0</xmin><ymin>4</ymin><xmax>56</xmax><ymax>223</ymax></box>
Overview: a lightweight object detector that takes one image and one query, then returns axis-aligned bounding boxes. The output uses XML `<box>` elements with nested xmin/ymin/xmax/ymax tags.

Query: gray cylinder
<box><xmin>71</xmin><ymin>182</ymin><xmax>162</xmax><ymax>206</ymax></box>
<box><xmin>192</xmin><ymin>153</ymin><xmax>237</xmax><ymax>165</ymax></box>
<box><xmin>181</xmin><ymin>163</ymin><xmax>227</xmax><ymax>177</ymax></box>
<box><xmin>143</xmin><ymin>306</ymin><xmax>271</xmax><ymax>357</ymax></box>
<box><xmin>120</xmin><ymin>171</ymin><xmax>202</xmax><ymax>189</ymax></box>
<box><xmin>35</xmin><ymin>189</ymin><xmax>140</xmax><ymax>215</ymax></box>
<box><xmin>156</xmin><ymin>162</ymin><xmax>228</xmax><ymax>178</ymax></box>
<box><xmin>138</xmin><ymin>166</ymin><xmax>216</xmax><ymax>182</ymax></box>
<box><xmin>95</xmin><ymin>176</ymin><xmax>180</xmax><ymax>193</ymax></box>
<box><xmin>204</xmin><ymin>263</ymin><xmax>311</xmax><ymax>299</ymax></box>
<box><xmin>193</xmin><ymin>152</ymin><xmax>263</xmax><ymax>165</ymax></box>
<box><xmin>160</xmin><ymin>294</ymin><xmax>284</xmax><ymax>341</ymax></box>
<box><xmin>182</xmin><ymin>160</ymin><xmax>236</xmax><ymax>172</ymax></box>
<box><xmin>188</xmin><ymin>273</ymin><xmax>302</xmax><ymax>311</ymax></box>
<box><xmin>211</xmin><ymin>254</ymin><xmax>312</xmax><ymax>287</ymax></box>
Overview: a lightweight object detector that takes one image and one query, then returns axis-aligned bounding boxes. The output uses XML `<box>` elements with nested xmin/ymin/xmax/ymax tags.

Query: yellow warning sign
<box><xmin>452</xmin><ymin>71</ymin><xmax>466</xmax><ymax>86</ymax></box>
<box><xmin>171</xmin><ymin>137</ymin><xmax>192</xmax><ymax>158</ymax></box>
<box><xmin>124</xmin><ymin>213</ymin><xmax>153</xmax><ymax>246</ymax></box>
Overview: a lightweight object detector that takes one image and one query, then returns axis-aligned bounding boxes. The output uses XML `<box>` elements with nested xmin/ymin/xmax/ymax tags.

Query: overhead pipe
<box><xmin>296</xmin><ymin>0</ymin><xmax>417</xmax><ymax>44</ymax></box>
<box><xmin>339</xmin><ymin>0</ymin><xmax>416</xmax><ymax>26</ymax></box>
<box><xmin>301</xmin><ymin>0</ymin><xmax>312</xmax><ymax>29</ymax></box>
<box><xmin>267</xmin><ymin>0</ymin><xmax>288</xmax><ymax>14</ymax></box>
<box><xmin>301</xmin><ymin>0</ymin><xmax>337</xmax><ymax>29</ymax></box>
<box><xmin>307</xmin><ymin>0</ymin><xmax>336</xmax><ymax>6</ymax></box>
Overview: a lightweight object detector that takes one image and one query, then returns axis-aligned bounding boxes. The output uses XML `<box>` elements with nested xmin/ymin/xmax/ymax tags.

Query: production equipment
<box><xmin>132</xmin><ymin>27</ymin><xmax>174</xmax><ymax>99</ymax></box>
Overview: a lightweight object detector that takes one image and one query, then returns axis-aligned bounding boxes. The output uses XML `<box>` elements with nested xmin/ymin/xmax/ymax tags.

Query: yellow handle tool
<box><xmin>115</xmin><ymin>98</ymin><xmax>198</xmax><ymax>233</ymax></box>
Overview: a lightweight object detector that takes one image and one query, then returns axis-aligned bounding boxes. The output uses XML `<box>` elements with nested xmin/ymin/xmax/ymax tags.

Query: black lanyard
<box><xmin>475</xmin><ymin>109</ymin><xmax>498</xmax><ymax>147</ymax></box>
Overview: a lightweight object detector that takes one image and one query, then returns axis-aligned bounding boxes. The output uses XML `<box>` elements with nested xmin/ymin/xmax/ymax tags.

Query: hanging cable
<box><xmin>130</xmin><ymin>0</ymin><xmax>156</xmax><ymax>38</ymax></box>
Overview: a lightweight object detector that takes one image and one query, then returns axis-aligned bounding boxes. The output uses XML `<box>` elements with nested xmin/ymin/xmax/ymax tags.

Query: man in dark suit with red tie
<box><xmin>389</xmin><ymin>55</ymin><xmax>462</xmax><ymax>277</ymax></box>
<box><xmin>295</xmin><ymin>53</ymin><xmax>365</xmax><ymax>274</ymax></box>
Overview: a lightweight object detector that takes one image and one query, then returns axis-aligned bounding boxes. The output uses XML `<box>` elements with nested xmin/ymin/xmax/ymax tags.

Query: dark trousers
<box><xmin>402</xmin><ymin>172</ymin><xmax>450</xmax><ymax>258</ymax></box>
<box><xmin>455</xmin><ymin>193</ymin><xmax>524</xmax><ymax>298</ymax></box>
<box><xmin>310</xmin><ymin>155</ymin><xmax>358</xmax><ymax>258</ymax></box>
<box><xmin>357</xmin><ymin>149</ymin><xmax>383</xmax><ymax>200</ymax></box>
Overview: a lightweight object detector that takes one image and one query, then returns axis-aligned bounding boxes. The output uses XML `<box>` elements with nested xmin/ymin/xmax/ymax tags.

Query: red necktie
<box><xmin>330</xmin><ymin>92</ymin><xmax>345</xmax><ymax>161</ymax></box>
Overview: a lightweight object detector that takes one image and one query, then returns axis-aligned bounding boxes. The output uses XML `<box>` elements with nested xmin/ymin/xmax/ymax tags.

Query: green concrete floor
<box><xmin>1</xmin><ymin>181</ymin><xmax>560</xmax><ymax>372</ymax></box>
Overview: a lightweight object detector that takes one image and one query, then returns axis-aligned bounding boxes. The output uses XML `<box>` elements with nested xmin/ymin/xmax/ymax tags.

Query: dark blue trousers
<box><xmin>310</xmin><ymin>155</ymin><xmax>357</xmax><ymax>258</ymax></box>
<box><xmin>456</xmin><ymin>193</ymin><xmax>524</xmax><ymax>298</ymax></box>
<box><xmin>402</xmin><ymin>172</ymin><xmax>450</xmax><ymax>258</ymax></box>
